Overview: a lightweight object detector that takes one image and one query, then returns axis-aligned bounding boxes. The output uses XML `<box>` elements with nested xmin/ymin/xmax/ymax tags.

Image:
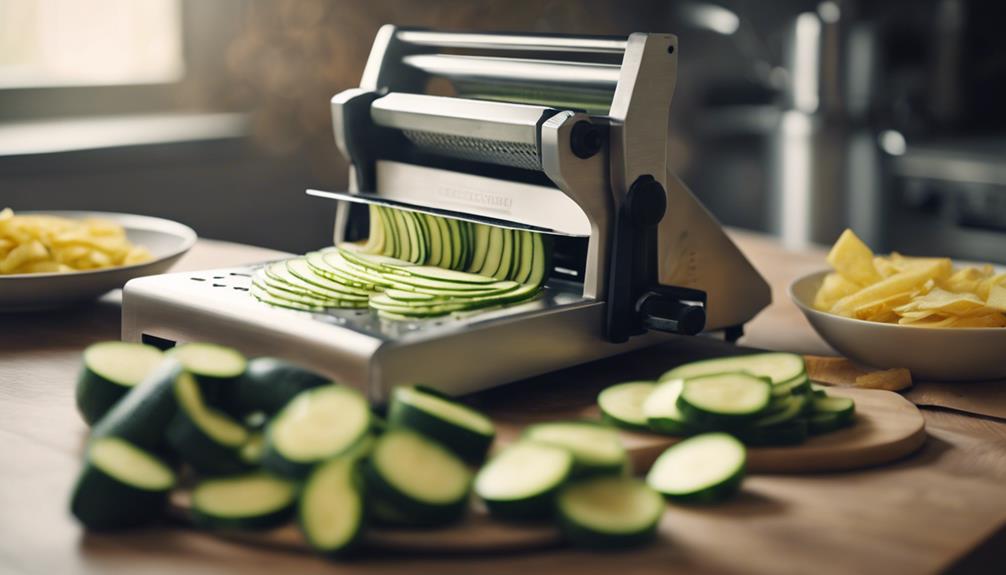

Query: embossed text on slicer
<box><xmin>435</xmin><ymin>186</ymin><xmax>513</xmax><ymax>215</ymax></box>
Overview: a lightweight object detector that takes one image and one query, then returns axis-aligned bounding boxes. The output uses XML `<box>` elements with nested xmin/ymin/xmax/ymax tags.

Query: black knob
<box><xmin>626</xmin><ymin>176</ymin><xmax>667</xmax><ymax>226</ymax></box>
<box><xmin>637</xmin><ymin>291</ymin><xmax>706</xmax><ymax>335</ymax></box>
<box><xmin>570</xmin><ymin>121</ymin><xmax>602</xmax><ymax>159</ymax></box>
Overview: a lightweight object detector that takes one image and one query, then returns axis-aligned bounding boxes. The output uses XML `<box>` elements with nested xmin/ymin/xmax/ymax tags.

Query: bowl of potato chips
<box><xmin>0</xmin><ymin>209</ymin><xmax>195</xmax><ymax>311</ymax></box>
<box><xmin>790</xmin><ymin>229</ymin><xmax>1006</xmax><ymax>381</ymax></box>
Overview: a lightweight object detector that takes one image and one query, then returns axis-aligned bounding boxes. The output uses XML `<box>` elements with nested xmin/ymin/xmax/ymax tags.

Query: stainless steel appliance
<box><xmin>121</xmin><ymin>27</ymin><xmax>771</xmax><ymax>403</ymax></box>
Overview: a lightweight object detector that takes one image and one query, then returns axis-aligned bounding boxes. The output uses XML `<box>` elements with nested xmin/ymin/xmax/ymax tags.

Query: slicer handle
<box><xmin>637</xmin><ymin>288</ymin><xmax>706</xmax><ymax>336</ymax></box>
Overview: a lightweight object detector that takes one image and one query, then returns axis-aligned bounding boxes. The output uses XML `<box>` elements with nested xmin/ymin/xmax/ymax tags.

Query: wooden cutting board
<box><xmin>491</xmin><ymin>386</ymin><xmax>927</xmax><ymax>474</ymax></box>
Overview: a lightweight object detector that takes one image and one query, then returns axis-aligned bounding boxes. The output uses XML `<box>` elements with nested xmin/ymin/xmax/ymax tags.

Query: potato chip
<box><xmin>854</xmin><ymin>368</ymin><xmax>912</xmax><ymax>391</ymax></box>
<box><xmin>827</xmin><ymin>229</ymin><xmax>881</xmax><ymax>285</ymax></box>
<box><xmin>0</xmin><ymin>208</ymin><xmax>152</xmax><ymax>275</ymax></box>
<box><xmin>813</xmin><ymin>272</ymin><xmax>862</xmax><ymax>311</ymax></box>
<box><xmin>988</xmin><ymin>284</ymin><xmax>1006</xmax><ymax>312</ymax></box>
<box><xmin>830</xmin><ymin>258</ymin><xmax>951</xmax><ymax>317</ymax></box>
<box><xmin>815</xmin><ymin>228</ymin><xmax>1004</xmax><ymax>328</ymax></box>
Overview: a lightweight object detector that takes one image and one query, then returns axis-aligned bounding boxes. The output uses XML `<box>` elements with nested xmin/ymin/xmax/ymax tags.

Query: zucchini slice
<box><xmin>466</xmin><ymin>223</ymin><xmax>491</xmax><ymax>273</ymax></box>
<box><xmin>219</xmin><ymin>357</ymin><xmax>329</xmax><ymax>418</ymax></box>
<box><xmin>70</xmin><ymin>437</ymin><xmax>175</xmax><ymax>530</ymax></box>
<box><xmin>90</xmin><ymin>358</ymin><xmax>183</xmax><ymax>451</ymax></box>
<box><xmin>364</xmin><ymin>428</ymin><xmax>472</xmax><ymax>525</ymax></box>
<box><xmin>642</xmin><ymin>379</ymin><xmax>696</xmax><ymax>436</ymax></box>
<box><xmin>660</xmin><ymin>352</ymin><xmax>806</xmax><ymax>386</ymax></box>
<box><xmin>807</xmin><ymin>395</ymin><xmax>856</xmax><ymax>434</ymax></box>
<box><xmin>677</xmin><ymin>372</ymin><xmax>772</xmax><ymax>426</ymax></box>
<box><xmin>598</xmin><ymin>381</ymin><xmax>656</xmax><ymax>431</ymax></box>
<box><xmin>263</xmin><ymin>384</ymin><xmax>371</xmax><ymax>478</ymax></box>
<box><xmin>523</xmin><ymin>421</ymin><xmax>628</xmax><ymax>477</ymax></box>
<box><xmin>76</xmin><ymin>341</ymin><xmax>164</xmax><ymax>426</ymax></box>
<box><xmin>165</xmin><ymin>372</ymin><xmax>250</xmax><ymax>475</ymax></box>
<box><xmin>557</xmin><ymin>476</ymin><xmax>663</xmax><ymax>549</ymax></box>
<box><xmin>298</xmin><ymin>455</ymin><xmax>365</xmax><ymax>557</ymax></box>
<box><xmin>191</xmin><ymin>471</ymin><xmax>297</xmax><ymax>530</ymax></box>
<box><xmin>646</xmin><ymin>432</ymin><xmax>746</xmax><ymax>504</ymax></box>
<box><xmin>387</xmin><ymin>385</ymin><xmax>495</xmax><ymax>462</ymax></box>
<box><xmin>475</xmin><ymin>440</ymin><xmax>573</xmax><ymax>521</ymax></box>
<box><xmin>737</xmin><ymin>418</ymin><xmax>808</xmax><ymax>446</ymax></box>
<box><xmin>167</xmin><ymin>342</ymin><xmax>247</xmax><ymax>402</ymax></box>
<box><xmin>772</xmin><ymin>374</ymin><xmax>811</xmax><ymax>398</ymax></box>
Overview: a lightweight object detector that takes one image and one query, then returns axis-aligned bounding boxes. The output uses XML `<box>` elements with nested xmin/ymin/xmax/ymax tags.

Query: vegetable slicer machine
<box><xmin>121</xmin><ymin>27</ymin><xmax>771</xmax><ymax>403</ymax></box>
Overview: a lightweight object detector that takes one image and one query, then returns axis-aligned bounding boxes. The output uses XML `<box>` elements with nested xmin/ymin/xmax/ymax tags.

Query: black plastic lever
<box><xmin>605</xmin><ymin>175</ymin><xmax>707</xmax><ymax>342</ymax></box>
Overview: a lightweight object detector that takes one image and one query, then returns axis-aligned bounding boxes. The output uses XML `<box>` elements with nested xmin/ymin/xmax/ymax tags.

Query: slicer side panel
<box><xmin>658</xmin><ymin>170</ymin><xmax>772</xmax><ymax>330</ymax></box>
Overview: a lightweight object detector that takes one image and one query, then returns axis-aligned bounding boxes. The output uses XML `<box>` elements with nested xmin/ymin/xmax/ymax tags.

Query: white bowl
<box><xmin>790</xmin><ymin>270</ymin><xmax>1006</xmax><ymax>382</ymax></box>
<box><xmin>0</xmin><ymin>211</ymin><xmax>196</xmax><ymax>312</ymax></box>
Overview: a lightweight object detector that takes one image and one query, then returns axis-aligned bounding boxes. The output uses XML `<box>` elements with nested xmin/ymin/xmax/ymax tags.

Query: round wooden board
<box><xmin>168</xmin><ymin>492</ymin><xmax>561</xmax><ymax>554</ymax></box>
<box><xmin>496</xmin><ymin>387</ymin><xmax>927</xmax><ymax>474</ymax></box>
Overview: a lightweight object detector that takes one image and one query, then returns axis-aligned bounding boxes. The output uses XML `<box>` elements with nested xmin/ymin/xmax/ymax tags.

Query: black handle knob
<box><xmin>636</xmin><ymin>290</ymin><xmax>706</xmax><ymax>336</ymax></box>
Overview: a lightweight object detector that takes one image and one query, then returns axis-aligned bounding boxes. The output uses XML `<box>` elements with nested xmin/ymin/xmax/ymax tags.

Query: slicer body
<box><xmin>122</xmin><ymin>27</ymin><xmax>770</xmax><ymax>402</ymax></box>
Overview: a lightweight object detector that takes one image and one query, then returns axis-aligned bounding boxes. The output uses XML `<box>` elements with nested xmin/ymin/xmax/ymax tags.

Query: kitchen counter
<box><xmin>1</xmin><ymin>232</ymin><xmax>1003</xmax><ymax>574</ymax></box>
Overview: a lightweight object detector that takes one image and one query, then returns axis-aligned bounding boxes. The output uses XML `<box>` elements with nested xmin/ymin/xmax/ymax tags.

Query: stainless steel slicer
<box><xmin>122</xmin><ymin>27</ymin><xmax>771</xmax><ymax>403</ymax></box>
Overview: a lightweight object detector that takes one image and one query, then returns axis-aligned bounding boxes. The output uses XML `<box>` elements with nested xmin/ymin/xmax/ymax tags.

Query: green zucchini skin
<box><xmin>70</xmin><ymin>440</ymin><xmax>175</xmax><ymax>531</ymax></box>
<box><xmin>808</xmin><ymin>412</ymin><xmax>855</xmax><ymax>435</ymax></box>
<box><xmin>70</xmin><ymin>464</ymin><xmax>171</xmax><ymax>530</ymax></box>
<box><xmin>219</xmin><ymin>357</ymin><xmax>329</xmax><ymax>417</ymax></box>
<box><xmin>90</xmin><ymin>359</ymin><xmax>182</xmax><ymax>451</ymax></box>
<box><xmin>663</xmin><ymin>471</ymin><xmax>744</xmax><ymax>505</ymax></box>
<box><xmin>735</xmin><ymin>418</ymin><xmax>808</xmax><ymax>446</ymax></box>
<box><xmin>386</xmin><ymin>387</ymin><xmax>494</xmax><ymax>464</ymax></box>
<box><xmin>76</xmin><ymin>369</ymin><xmax>130</xmax><ymax>427</ymax></box>
<box><xmin>164</xmin><ymin>412</ymin><xmax>249</xmax><ymax>476</ymax></box>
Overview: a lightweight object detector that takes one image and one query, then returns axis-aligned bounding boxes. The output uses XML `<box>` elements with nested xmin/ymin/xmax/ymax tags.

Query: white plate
<box><xmin>0</xmin><ymin>211</ymin><xmax>196</xmax><ymax>312</ymax></box>
<box><xmin>790</xmin><ymin>270</ymin><xmax>1006</xmax><ymax>381</ymax></box>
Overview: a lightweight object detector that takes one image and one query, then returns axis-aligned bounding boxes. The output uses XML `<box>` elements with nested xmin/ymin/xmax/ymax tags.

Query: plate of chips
<box><xmin>0</xmin><ymin>210</ymin><xmax>196</xmax><ymax>311</ymax></box>
<box><xmin>790</xmin><ymin>229</ymin><xmax>1006</xmax><ymax>381</ymax></box>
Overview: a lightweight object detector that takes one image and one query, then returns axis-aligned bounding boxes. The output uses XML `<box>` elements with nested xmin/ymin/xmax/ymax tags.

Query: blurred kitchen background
<box><xmin>1</xmin><ymin>0</ymin><xmax>1004</xmax><ymax>261</ymax></box>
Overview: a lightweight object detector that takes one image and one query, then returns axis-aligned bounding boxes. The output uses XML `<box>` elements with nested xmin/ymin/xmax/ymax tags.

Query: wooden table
<box><xmin>1</xmin><ymin>233</ymin><xmax>1004</xmax><ymax>575</ymax></box>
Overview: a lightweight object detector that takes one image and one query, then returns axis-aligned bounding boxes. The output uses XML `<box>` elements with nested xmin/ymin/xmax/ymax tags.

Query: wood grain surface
<box><xmin>1</xmin><ymin>233</ymin><xmax>1004</xmax><ymax>575</ymax></box>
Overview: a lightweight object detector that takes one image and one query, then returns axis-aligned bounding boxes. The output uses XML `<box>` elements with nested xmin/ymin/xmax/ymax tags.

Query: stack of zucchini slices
<box><xmin>600</xmin><ymin>352</ymin><xmax>856</xmax><ymax>449</ymax></box>
<box><xmin>70</xmin><ymin>341</ymin><xmax>672</xmax><ymax>556</ymax></box>
<box><xmin>251</xmin><ymin>205</ymin><xmax>552</xmax><ymax>318</ymax></box>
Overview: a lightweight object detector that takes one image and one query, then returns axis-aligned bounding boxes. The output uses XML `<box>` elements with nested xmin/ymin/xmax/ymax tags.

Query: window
<box><xmin>0</xmin><ymin>0</ymin><xmax>183</xmax><ymax>89</ymax></box>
